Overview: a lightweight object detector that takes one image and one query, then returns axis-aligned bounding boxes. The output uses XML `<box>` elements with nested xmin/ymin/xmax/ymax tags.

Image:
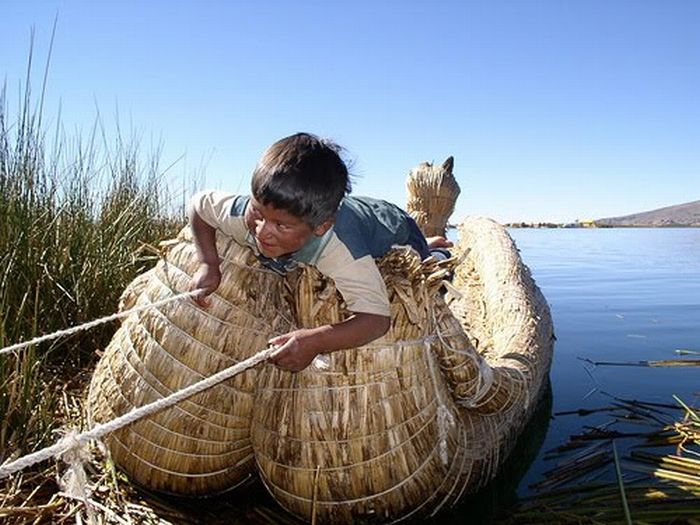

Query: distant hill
<box><xmin>597</xmin><ymin>200</ymin><xmax>700</xmax><ymax>227</ymax></box>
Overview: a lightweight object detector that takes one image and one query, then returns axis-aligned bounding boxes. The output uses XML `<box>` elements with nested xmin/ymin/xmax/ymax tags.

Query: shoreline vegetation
<box><xmin>0</xmin><ymin>60</ymin><xmax>185</xmax><ymax>463</ymax></box>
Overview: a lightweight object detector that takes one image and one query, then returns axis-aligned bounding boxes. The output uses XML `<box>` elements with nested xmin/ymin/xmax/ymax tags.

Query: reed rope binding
<box><xmin>0</xmin><ymin>289</ymin><xmax>203</xmax><ymax>356</ymax></box>
<box><xmin>0</xmin><ymin>345</ymin><xmax>279</xmax><ymax>479</ymax></box>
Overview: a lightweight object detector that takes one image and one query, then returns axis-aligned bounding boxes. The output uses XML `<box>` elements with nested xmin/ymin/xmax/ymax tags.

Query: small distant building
<box><xmin>563</xmin><ymin>219</ymin><xmax>597</xmax><ymax>228</ymax></box>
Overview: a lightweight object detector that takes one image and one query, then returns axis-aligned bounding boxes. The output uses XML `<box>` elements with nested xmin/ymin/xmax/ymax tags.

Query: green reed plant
<box><xmin>0</xmin><ymin>71</ymin><xmax>184</xmax><ymax>459</ymax></box>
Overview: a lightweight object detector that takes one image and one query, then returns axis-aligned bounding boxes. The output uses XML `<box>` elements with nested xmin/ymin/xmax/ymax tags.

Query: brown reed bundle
<box><xmin>87</xmin><ymin>228</ymin><xmax>294</xmax><ymax>495</ymax></box>
<box><xmin>85</xmin><ymin>203</ymin><xmax>552</xmax><ymax>522</ymax></box>
<box><xmin>446</xmin><ymin>217</ymin><xmax>553</xmax><ymax>408</ymax></box>
<box><xmin>441</xmin><ymin>216</ymin><xmax>554</xmax><ymax>471</ymax></box>
<box><xmin>405</xmin><ymin>156</ymin><xmax>461</xmax><ymax>237</ymax></box>
<box><xmin>252</xmin><ymin>248</ymin><xmax>471</xmax><ymax>523</ymax></box>
<box><xmin>428</xmin><ymin>217</ymin><xmax>553</xmax><ymax>417</ymax></box>
<box><xmin>251</xmin><ymin>224</ymin><xmax>554</xmax><ymax>523</ymax></box>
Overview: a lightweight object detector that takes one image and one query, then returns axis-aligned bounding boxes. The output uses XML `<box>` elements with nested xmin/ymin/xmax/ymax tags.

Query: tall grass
<box><xmin>0</xmin><ymin>63</ymin><xmax>185</xmax><ymax>459</ymax></box>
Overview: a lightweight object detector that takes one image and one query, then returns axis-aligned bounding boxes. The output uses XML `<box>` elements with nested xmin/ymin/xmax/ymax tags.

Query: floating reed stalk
<box><xmin>509</xmin><ymin>396</ymin><xmax>700</xmax><ymax>524</ymax></box>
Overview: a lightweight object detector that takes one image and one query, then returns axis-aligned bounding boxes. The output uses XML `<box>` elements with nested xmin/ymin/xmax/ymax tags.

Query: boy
<box><xmin>188</xmin><ymin>132</ymin><xmax>451</xmax><ymax>372</ymax></box>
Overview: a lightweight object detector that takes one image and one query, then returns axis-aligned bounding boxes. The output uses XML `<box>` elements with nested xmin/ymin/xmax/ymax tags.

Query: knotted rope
<box><xmin>0</xmin><ymin>345</ymin><xmax>279</xmax><ymax>479</ymax></box>
<box><xmin>59</xmin><ymin>429</ymin><xmax>98</xmax><ymax>524</ymax></box>
<box><xmin>424</xmin><ymin>340</ymin><xmax>456</xmax><ymax>466</ymax></box>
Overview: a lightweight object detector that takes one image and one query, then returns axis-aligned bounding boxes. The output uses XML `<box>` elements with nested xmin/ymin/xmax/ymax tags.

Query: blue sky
<box><xmin>2</xmin><ymin>0</ymin><xmax>698</xmax><ymax>223</ymax></box>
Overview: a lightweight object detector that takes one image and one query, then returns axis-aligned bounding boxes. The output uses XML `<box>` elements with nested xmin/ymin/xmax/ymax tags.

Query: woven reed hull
<box><xmin>87</xmin><ymin>229</ymin><xmax>293</xmax><ymax>495</ymax></box>
<box><xmin>439</xmin><ymin>216</ymin><xmax>554</xmax><ymax>488</ymax></box>
<box><xmin>253</xmin><ymin>345</ymin><xmax>470</xmax><ymax>523</ymax></box>
<box><xmin>447</xmin><ymin>216</ymin><xmax>553</xmax><ymax>410</ymax></box>
<box><xmin>252</xmin><ymin>251</ymin><xmax>470</xmax><ymax>523</ymax></box>
<box><xmin>86</xmin><ymin>216</ymin><xmax>552</xmax><ymax>519</ymax></box>
<box><xmin>251</xmin><ymin>218</ymin><xmax>553</xmax><ymax>523</ymax></box>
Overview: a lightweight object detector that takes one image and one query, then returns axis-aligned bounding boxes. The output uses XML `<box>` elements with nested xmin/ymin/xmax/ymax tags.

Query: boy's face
<box><xmin>245</xmin><ymin>197</ymin><xmax>332</xmax><ymax>258</ymax></box>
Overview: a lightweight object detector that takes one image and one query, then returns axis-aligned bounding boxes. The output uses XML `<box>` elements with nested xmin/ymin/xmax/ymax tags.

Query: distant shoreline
<box><xmin>503</xmin><ymin>222</ymin><xmax>700</xmax><ymax>229</ymax></box>
<box><xmin>500</xmin><ymin>199</ymin><xmax>700</xmax><ymax>229</ymax></box>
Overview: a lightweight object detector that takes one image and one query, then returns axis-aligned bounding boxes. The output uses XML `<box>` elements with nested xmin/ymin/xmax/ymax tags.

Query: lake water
<box><xmin>436</xmin><ymin>227</ymin><xmax>700</xmax><ymax>523</ymax></box>
<box><xmin>509</xmin><ymin>228</ymin><xmax>700</xmax><ymax>490</ymax></box>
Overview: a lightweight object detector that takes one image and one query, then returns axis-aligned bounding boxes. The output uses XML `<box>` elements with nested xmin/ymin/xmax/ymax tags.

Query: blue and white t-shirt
<box><xmin>190</xmin><ymin>190</ymin><xmax>429</xmax><ymax>317</ymax></box>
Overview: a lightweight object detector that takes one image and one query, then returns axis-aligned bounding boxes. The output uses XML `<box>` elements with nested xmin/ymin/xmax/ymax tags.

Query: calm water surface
<box><xmin>509</xmin><ymin>227</ymin><xmax>700</xmax><ymax>492</ymax></box>
<box><xmin>436</xmin><ymin>228</ymin><xmax>700</xmax><ymax>523</ymax></box>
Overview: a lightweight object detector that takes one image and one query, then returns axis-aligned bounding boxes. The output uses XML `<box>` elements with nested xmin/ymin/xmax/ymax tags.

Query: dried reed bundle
<box><xmin>118</xmin><ymin>267</ymin><xmax>155</xmax><ymax>313</ymax></box>
<box><xmin>251</xmin><ymin>218</ymin><xmax>553</xmax><ymax>523</ymax></box>
<box><xmin>252</xmin><ymin>248</ymin><xmax>471</xmax><ymax>523</ymax></box>
<box><xmin>87</xmin><ymin>228</ymin><xmax>293</xmax><ymax>495</ymax></box>
<box><xmin>447</xmin><ymin>217</ymin><xmax>553</xmax><ymax>405</ymax></box>
<box><xmin>441</xmin><ymin>216</ymin><xmax>554</xmax><ymax>474</ymax></box>
<box><xmin>86</xmin><ymin>191</ymin><xmax>552</xmax><ymax>521</ymax></box>
<box><xmin>431</xmin><ymin>300</ymin><xmax>528</xmax><ymax>414</ymax></box>
<box><xmin>405</xmin><ymin>156</ymin><xmax>461</xmax><ymax>237</ymax></box>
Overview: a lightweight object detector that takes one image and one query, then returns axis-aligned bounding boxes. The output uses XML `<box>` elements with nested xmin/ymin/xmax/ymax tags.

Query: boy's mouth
<box><xmin>256</xmin><ymin>237</ymin><xmax>275</xmax><ymax>252</ymax></box>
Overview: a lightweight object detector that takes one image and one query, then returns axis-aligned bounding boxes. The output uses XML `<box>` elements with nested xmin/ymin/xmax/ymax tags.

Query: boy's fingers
<box><xmin>268</xmin><ymin>343</ymin><xmax>284</xmax><ymax>359</ymax></box>
<box><xmin>192</xmin><ymin>290</ymin><xmax>211</xmax><ymax>308</ymax></box>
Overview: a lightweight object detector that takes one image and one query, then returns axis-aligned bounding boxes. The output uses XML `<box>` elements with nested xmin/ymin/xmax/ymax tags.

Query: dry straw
<box><xmin>87</xmin><ymin>228</ymin><xmax>294</xmax><ymax>495</ymax></box>
<box><xmin>405</xmin><ymin>156</ymin><xmax>461</xmax><ymax>237</ymax></box>
<box><xmin>251</xmin><ymin>217</ymin><xmax>553</xmax><ymax>523</ymax></box>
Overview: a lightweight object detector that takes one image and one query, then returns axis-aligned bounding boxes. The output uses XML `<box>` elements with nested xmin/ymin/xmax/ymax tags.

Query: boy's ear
<box><xmin>313</xmin><ymin>218</ymin><xmax>334</xmax><ymax>236</ymax></box>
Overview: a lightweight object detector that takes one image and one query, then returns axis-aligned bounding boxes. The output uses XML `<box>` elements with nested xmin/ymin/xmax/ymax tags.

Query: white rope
<box><xmin>424</xmin><ymin>341</ymin><xmax>455</xmax><ymax>466</ymax></box>
<box><xmin>0</xmin><ymin>289</ymin><xmax>202</xmax><ymax>356</ymax></box>
<box><xmin>0</xmin><ymin>345</ymin><xmax>279</xmax><ymax>479</ymax></box>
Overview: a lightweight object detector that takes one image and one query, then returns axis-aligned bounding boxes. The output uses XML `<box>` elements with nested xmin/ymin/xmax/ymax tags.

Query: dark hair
<box><xmin>251</xmin><ymin>132</ymin><xmax>351</xmax><ymax>227</ymax></box>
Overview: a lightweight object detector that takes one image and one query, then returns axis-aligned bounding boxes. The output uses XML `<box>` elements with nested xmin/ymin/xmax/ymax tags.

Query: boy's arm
<box><xmin>268</xmin><ymin>312</ymin><xmax>391</xmax><ymax>372</ymax></box>
<box><xmin>270</xmin><ymin>244</ymin><xmax>393</xmax><ymax>372</ymax></box>
<box><xmin>187</xmin><ymin>190</ymin><xmax>252</xmax><ymax>306</ymax></box>
<box><xmin>188</xmin><ymin>207</ymin><xmax>222</xmax><ymax>306</ymax></box>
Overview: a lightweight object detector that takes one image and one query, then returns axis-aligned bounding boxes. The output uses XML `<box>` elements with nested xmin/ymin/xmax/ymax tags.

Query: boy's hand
<box><xmin>268</xmin><ymin>329</ymin><xmax>320</xmax><ymax>372</ymax></box>
<box><xmin>425</xmin><ymin>236</ymin><xmax>454</xmax><ymax>249</ymax></box>
<box><xmin>267</xmin><ymin>313</ymin><xmax>389</xmax><ymax>372</ymax></box>
<box><xmin>191</xmin><ymin>262</ymin><xmax>222</xmax><ymax>307</ymax></box>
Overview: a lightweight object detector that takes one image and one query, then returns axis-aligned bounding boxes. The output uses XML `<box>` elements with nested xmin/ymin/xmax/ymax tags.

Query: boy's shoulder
<box><xmin>332</xmin><ymin>196</ymin><xmax>411</xmax><ymax>259</ymax></box>
<box><xmin>228</xmin><ymin>194</ymin><xmax>250</xmax><ymax>217</ymax></box>
<box><xmin>190</xmin><ymin>190</ymin><xmax>250</xmax><ymax>245</ymax></box>
<box><xmin>336</xmin><ymin>195</ymin><xmax>409</xmax><ymax>224</ymax></box>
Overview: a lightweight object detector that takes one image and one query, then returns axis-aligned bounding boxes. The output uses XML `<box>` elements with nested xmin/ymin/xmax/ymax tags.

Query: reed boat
<box><xmin>87</xmin><ymin>158</ymin><xmax>554</xmax><ymax>523</ymax></box>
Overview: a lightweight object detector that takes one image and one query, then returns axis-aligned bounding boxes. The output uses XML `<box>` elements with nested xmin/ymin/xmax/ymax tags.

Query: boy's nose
<box><xmin>255</xmin><ymin>219</ymin><xmax>273</xmax><ymax>239</ymax></box>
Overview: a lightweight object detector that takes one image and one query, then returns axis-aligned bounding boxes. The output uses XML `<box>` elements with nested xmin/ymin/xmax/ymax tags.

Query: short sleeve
<box><xmin>188</xmin><ymin>190</ymin><xmax>248</xmax><ymax>243</ymax></box>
